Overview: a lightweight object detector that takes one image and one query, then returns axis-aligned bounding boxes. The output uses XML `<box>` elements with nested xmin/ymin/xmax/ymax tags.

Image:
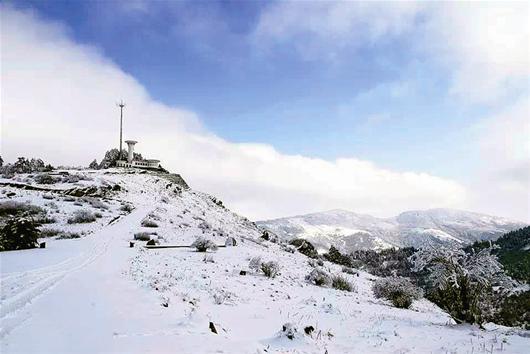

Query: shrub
<box><xmin>306</xmin><ymin>268</ymin><xmax>332</xmax><ymax>287</ymax></box>
<box><xmin>213</xmin><ymin>291</ymin><xmax>227</xmax><ymax>305</ymax></box>
<box><xmin>40</xmin><ymin>228</ymin><xmax>61</xmax><ymax>238</ymax></box>
<box><xmin>260</xmin><ymin>230</ymin><xmax>278</xmax><ymax>242</ymax></box>
<box><xmin>56</xmin><ymin>232</ymin><xmax>81</xmax><ymax>240</ymax></box>
<box><xmin>191</xmin><ymin>236</ymin><xmax>218</xmax><ymax>252</ymax></box>
<box><xmin>34</xmin><ymin>214</ymin><xmax>57</xmax><ymax>224</ymax></box>
<box><xmin>493</xmin><ymin>291</ymin><xmax>530</xmax><ymax>329</ymax></box>
<box><xmin>67</xmin><ymin>210</ymin><xmax>97</xmax><ymax>224</ymax></box>
<box><xmin>281</xmin><ymin>244</ymin><xmax>296</xmax><ymax>253</ymax></box>
<box><xmin>261</xmin><ymin>261</ymin><xmax>280</xmax><ymax>278</ymax></box>
<box><xmin>280</xmin><ymin>323</ymin><xmax>297</xmax><ymax>340</ymax></box>
<box><xmin>351</xmin><ymin>247</ymin><xmax>416</xmax><ymax>277</ymax></box>
<box><xmin>141</xmin><ymin>219</ymin><xmax>159</xmax><ymax>228</ymax></box>
<box><xmin>290</xmin><ymin>238</ymin><xmax>318</xmax><ymax>258</ymax></box>
<box><xmin>372</xmin><ymin>277</ymin><xmax>423</xmax><ymax>309</ymax></box>
<box><xmin>203</xmin><ymin>255</ymin><xmax>215</xmax><ymax>263</ymax></box>
<box><xmin>342</xmin><ymin>266</ymin><xmax>358</xmax><ymax>276</ymax></box>
<box><xmin>411</xmin><ymin>247</ymin><xmax>509</xmax><ymax>324</ymax></box>
<box><xmin>134</xmin><ymin>232</ymin><xmax>153</xmax><ymax>241</ymax></box>
<box><xmin>308</xmin><ymin>259</ymin><xmax>324</xmax><ymax>268</ymax></box>
<box><xmin>323</xmin><ymin>246</ymin><xmax>352</xmax><ymax>267</ymax></box>
<box><xmin>120</xmin><ymin>204</ymin><xmax>133</xmax><ymax>212</ymax></box>
<box><xmin>34</xmin><ymin>173</ymin><xmax>57</xmax><ymax>184</ymax></box>
<box><xmin>0</xmin><ymin>201</ymin><xmax>44</xmax><ymax>217</ymax></box>
<box><xmin>249</xmin><ymin>256</ymin><xmax>262</xmax><ymax>272</ymax></box>
<box><xmin>332</xmin><ymin>275</ymin><xmax>355</xmax><ymax>292</ymax></box>
<box><xmin>82</xmin><ymin>197</ymin><xmax>108</xmax><ymax>210</ymax></box>
<box><xmin>0</xmin><ymin>217</ymin><xmax>40</xmax><ymax>251</ymax></box>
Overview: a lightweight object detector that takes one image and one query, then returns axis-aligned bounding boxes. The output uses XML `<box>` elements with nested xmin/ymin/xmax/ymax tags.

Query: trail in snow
<box><xmin>0</xmin><ymin>207</ymin><xmax>149</xmax><ymax>339</ymax></box>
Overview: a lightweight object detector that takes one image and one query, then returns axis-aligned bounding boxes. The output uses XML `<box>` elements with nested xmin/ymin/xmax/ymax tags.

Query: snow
<box><xmin>1</xmin><ymin>170</ymin><xmax>529</xmax><ymax>353</ymax></box>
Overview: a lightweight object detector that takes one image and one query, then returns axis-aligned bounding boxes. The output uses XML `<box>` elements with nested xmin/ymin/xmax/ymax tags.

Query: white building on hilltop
<box><xmin>116</xmin><ymin>140</ymin><xmax>161</xmax><ymax>169</ymax></box>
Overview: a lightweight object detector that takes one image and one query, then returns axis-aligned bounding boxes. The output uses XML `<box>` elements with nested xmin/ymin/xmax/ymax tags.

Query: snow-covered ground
<box><xmin>1</xmin><ymin>170</ymin><xmax>528</xmax><ymax>353</ymax></box>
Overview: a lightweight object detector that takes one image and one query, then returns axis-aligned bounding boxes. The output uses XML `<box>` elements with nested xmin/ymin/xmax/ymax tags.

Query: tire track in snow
<box><xmin>0</xmin><ymin>208</ymin><xmax>148</xmax><ymax>338</ymax></box>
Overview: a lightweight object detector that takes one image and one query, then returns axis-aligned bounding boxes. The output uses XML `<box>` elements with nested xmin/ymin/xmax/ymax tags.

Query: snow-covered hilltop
<box><xmin>1</xmin><ymin>170</ymin><xmax>528</xmax><ymax>353</ymax></box>
<box><xmin>257</xmin><ymin>209</ymin><xmax>526</xmax><ymax>252</ymax></box>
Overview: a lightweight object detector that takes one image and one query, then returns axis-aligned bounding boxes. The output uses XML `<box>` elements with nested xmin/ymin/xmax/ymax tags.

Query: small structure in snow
<box><xmin>225</xmin><ymin>237</ymin><xmax>237</xmax><ymax>247</ymax></box>
<box><xmin>116</xmin><ymin>140</ymin><xmax>161</xmax><ymax>170</ymax></box>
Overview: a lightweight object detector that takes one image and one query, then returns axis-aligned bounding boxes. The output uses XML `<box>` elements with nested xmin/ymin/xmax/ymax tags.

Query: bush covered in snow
<box><xmin>82</xmin><ymin>197</ymin><xmax>108</xmax><ymax>210</ymax></box>
<box><xmin>134</xmin><ymin>232</ymin><xmax>153</xmax><ymax>241</ymax></box>
<box><xmin>0</xmin><ymin>217</ymin><xmax>40</xmax><ymax>251</ymax></box>
<box><xmin>249</xmin><ymin>256</ymin><xmax>262</xmax><ymax>272</ymax></box>
<box><xmin>351</xmin><ymin>247</ymin><xmax>417</xmax><ymax>277</ymax></box>
<box><xmin>261</xmin><ymin>261</ymin><xmax>280</xmax><ymax>278</ymax></box>
<box><xmin>0</xmin><ymin>157</ymin><xmax>53</xmax><ymax>176</ymax></box>
<box><xmin>34</xmin><ymin>173</ymin><xmax>57</xmax><ymax>184</ymax></box>
<box><xmin>494</xmin><ymin>291</ymin><xmax>530</xmax><ymax>329</ymax></box>
<box><xmin>332</xmin><ymin>275</ymin><xmax>355</xmax><ymax>292</ymax></box>
<box><xmin>56</xmin><ymin>232</ymin><xmax>81</xmax><ymax>240</ymax></box>
<box><xmin>67</xmin><ymin>210</ymin><xmax>97</xmax><ymax>224</ymax></box>
<box><xmin>308</xmin><ymin>258</ymin><xmax>324</xmax><ymax>268</ymax></box>
<box><xmin>260</xmin><ymin>230</ymin><xmax>278</xmax><ymax>243</ymax></box>
<box><xmin>411</xmin><ymin>247</ymin><xmax>510</xmax><ymax>324</ymax></box>
<box><xmin>0</xmin><ymin>201</ymin><xmax>44</xmax><ymax>218</ymax></box>
<box><xmin>289</xmin><ymin>238</ymin><xmax>318</xmax><ymax>258</ymax></box>
<box><xmin>372</xmin><ymin>277</ymin><xmax>423</xmax><ymax>309</ymax></box>
<box><xmin>248</xmin><ymin>257</ymin><xmax>280</xmax><ymax>278</ymax></box>
<box><xmin>120</xmin><ymin>204</ymin><xmax>134</xmax><ymax>213</ymax></box>
<box><xmin>306</xmin><ymin>268</ymin><xmax>332</xmax><ymax>287</ymax></box>
<box><xmin>203</xmin><ymin>255</ymin><xmax>215</xmax><ymax>263</ymax></box>
<box><xmin>141</xmin><ymin>219</ymin><xmax>159</xmax><ymax>228</ymax></box>
<box><xmin>191</xmin><ymin>236</ymin><xmax>218</xmax><ymax>252</ymax></box>
<box><xmin>342</xmin><ymin>266</ymin><xmax>358</xmax><ymax>276</ymax></box>
<box><xmin>280</xmin><ymin>323</ymin><xmax>297</xmax><ymax>340</ymax></box>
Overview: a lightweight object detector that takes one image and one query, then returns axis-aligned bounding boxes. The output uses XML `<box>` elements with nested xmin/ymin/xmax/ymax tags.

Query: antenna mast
<box><xmin>117</xmin><ymin>100</ymin><xmax>126</xmax><ymax>160</ymax></box>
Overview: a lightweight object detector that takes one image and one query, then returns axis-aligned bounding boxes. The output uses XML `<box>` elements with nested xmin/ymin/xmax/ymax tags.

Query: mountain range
<box><xmin>256</xmin><ymin>208</ymin><xmax>527</xmax><ymax>252</ymax></box>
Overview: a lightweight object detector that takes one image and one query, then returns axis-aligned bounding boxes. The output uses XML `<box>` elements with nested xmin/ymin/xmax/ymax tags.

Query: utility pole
<box><xmin>117</xmin><ymin>100</ymin><xmax>126</xmax><ymax>160</ymax></box>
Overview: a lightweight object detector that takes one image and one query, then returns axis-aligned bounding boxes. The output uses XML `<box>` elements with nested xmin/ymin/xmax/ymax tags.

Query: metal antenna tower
<box><xmin>117</xmin><ymin>100</ymin><xmax>126</xmax><ymax>160</ymax></box>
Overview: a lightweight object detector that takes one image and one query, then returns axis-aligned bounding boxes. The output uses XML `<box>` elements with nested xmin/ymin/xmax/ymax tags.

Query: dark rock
<box><xmin>209</xmin><ymin>321</ymin><xmax>217</xmax><ymax>334</ymax></box>
<box><xmin>239</xmin><ymin>270</ymin><xmax>247</xmax><ymax>276</ymax></box>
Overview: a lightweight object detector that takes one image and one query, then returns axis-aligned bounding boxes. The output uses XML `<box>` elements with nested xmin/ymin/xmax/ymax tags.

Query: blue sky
<box><xmin>11</xmin><ymin>1</ymin><xmax>484</xmax><ymax>173</ymax></box>
<box><xmin>3</xmin><ymin>1</ymin><xmax>528</xmax><ymax>220</ymax></box>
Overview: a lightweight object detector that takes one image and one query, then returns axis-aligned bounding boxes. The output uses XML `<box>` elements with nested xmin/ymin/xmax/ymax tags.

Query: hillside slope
<box><xmin>1</xmin><ymin>170</ymin><xmax>528</xmax><ymax>353</ymax></box>
<box><xmin>257</xmin><ymin>209</ymin><xmax>526</xmax><ymax>252</ymax></box>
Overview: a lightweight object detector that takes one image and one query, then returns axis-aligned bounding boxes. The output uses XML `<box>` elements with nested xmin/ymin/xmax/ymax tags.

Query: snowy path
<box><xmin>0</xmin><ymin>207</ymin><xmax>178</xmax><ymax>353</ymax></box>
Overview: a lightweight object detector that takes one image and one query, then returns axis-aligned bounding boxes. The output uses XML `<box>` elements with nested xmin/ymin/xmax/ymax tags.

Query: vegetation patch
<box><xmin>289</xmin><ymin>238</ymin><xmax>318</xmax><ymax>258</ymax></box>
<box><xmin>372</xmin><ymin>277</ymin><xmax>423</xmax><ymax>309</ymax></box>
<box><xmin>0</xmin><ymin>217</ymin><xmax>40</xmax><ymax>251</ymax></box>
<box><xmin>67</xmin><ymin>210</ymin><xmax>97</xmax><ymax>224</ymax></box>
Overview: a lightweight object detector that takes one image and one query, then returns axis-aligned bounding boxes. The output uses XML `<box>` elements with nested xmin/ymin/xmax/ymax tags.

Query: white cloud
<box><xmin>424</xmin><ymin>2</ymin><xmax>530</xmax><ymax>103</ymax></box>
<box><xmin>0</xmin><ymin>5</ymin><xmax>467</xmax><ymax>220</ymax></box>
<box><xmin>253</xmin><ymin>1</ymin><xmax>421</xmax><ymax>61</ymax></box>
<box><xmin>254</xmin><ymin>1</ymin><xmax>529</xmax><ymax>104</ymax></box>
<box><xmin>467</xmin><ymin>97</ymin><xmax>530</xmax><ymax>221</ymax></box>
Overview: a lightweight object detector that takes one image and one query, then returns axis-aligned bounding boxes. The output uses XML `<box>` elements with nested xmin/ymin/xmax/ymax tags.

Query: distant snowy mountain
<box><xmin>257</xmin><ymin>209</ymin><xmax>527</xmax><ymax>252</ymax></box>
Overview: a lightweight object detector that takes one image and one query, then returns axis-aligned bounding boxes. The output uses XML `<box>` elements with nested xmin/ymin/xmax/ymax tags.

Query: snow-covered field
<box><xmin>1</xmin><ymin>170</ymin><xmax>528</xmax><ymax>353</ymax></box>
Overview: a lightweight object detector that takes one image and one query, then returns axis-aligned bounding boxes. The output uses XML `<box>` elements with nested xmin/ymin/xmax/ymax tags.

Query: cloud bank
<box><xmin>254</xmin><ymin>1</ymin><xmax>529</xmax><ymax>104</ymax></box>
<box><xmin>1</xmin><ymin>5</ymin><xmax>468</xmax><ymax>220</ymax></box>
